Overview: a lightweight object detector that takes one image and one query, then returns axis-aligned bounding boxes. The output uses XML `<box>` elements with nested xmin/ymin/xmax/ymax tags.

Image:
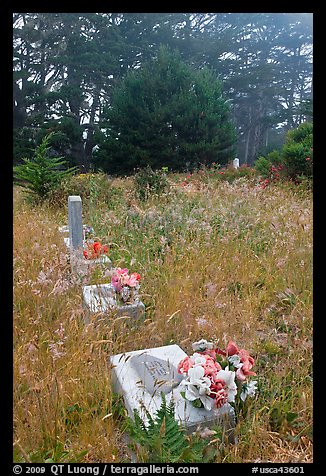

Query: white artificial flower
<box><xmin>180</xmin><ymin>365</ymin><xmax>214</xmax><ymax>411</ymax></box>
<box><xmin>188</xmin><ymin>365</ymin><xmax>209</xmax><ymax>385</ymax></box>
<box><xmin>192</xmin><ymin>339</ymin><xmax>215</xmax><ymax>352</ymax></box>
<box><xmin>240</xmin><ymin>380</ymin><xmax>258</xmax><ymax>402</ymax></box>
<box><xmin>216</xmin><ymin>367</ymin><xmax>237</xmax><ymax>403</ymax></box>
<box><xmin>191</xmin><ymin>353</ymin><xmax>207</xmax><ymax>366</ymax></box>
<box><xmin>228</xmin><ymin>355</ymin><xmax>242</xmax><ymax>369</ymax></box>
<box><xmin>180</xmin><ymin>382</ymin><xmax>214</xmax><ymax>411</ymax></box>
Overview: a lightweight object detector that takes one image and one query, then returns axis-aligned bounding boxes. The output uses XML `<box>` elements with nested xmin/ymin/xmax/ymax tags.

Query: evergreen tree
<box><xmin>94</xmin><ymin>47</ymin><xmax>236</xmax><ymax>174</ymax></box>
<box><xmin>13</xmin><ymin>132</ymin><xmax>76</xmax><ymax>202</ymax></box>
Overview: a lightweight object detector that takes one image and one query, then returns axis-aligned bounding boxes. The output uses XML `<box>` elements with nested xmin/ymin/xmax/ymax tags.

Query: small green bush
<box><xmin>47</xmin><ymin>172</ymin><xmax>124</xmax><ymax>209</ymax></box>
<box><xmin>13</xmin><ymin>132</ymin><xmax>76</xmax><ymax>203</ymax></box>
<box><xmin>282</xmin><ymin>122</ymin><xmax>313</xmax><ymax>179</ymax></box>
<box><xmin>254</xmin><ymin>123</ymin><xmax>313</xmax><ymax>182</ymax></box>
<box><xmin>133</xmin><ymin>166</ymin><xmax>170</xmax><ymax>200</ymax></box>
<box><xmin>254</xmin><ymin>156</ymin><xmax>271</xmax><ymax>179</ymax></box>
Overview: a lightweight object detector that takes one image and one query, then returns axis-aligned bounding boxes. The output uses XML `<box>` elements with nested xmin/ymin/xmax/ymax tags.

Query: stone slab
<box><xmin>59</xmin><ymin>225</ymin><xmax>70</xmax><ymax>234</ymax></box>
<box><xmin>72</xmin><ymin>256</ymin><xmax>113</xmax><ymax>280</ymax></box>
<box><xmin>83</xmin><ymin>283</ymin><xmax>145</xmax><ymax>321</ymax></box>
<box><xmin>109</xmin><ymin>345</ymin><xmax>236</xmax><ymax>440</ymax></box>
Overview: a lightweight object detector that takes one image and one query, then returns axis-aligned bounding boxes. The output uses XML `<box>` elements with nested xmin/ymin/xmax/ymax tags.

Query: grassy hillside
<box><xmin>13</xmin><ymin>172</ymin><xmax>313</xmax><ymax>463</ymax></box>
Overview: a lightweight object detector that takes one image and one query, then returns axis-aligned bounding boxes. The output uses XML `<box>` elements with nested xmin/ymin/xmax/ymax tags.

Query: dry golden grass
<box><xmin>13</xmin><ymin>175</ymin><xmax>313</xmax><ymax>463</ymax></box>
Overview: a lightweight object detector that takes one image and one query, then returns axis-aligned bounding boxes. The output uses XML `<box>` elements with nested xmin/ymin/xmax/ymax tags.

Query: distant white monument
<box><xmin>233</xmin><ymin>158</ymin><xmax>239</xmax><ymax>169</ymax></box>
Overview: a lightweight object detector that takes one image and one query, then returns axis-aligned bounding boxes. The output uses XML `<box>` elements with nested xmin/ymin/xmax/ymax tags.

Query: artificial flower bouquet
<box><xmin>111</xmin><ymin>267</ymin><xmax>141</xmax><ymax>304</ymax></box>
<box><xmin>177</xmin><ymin>339</ymin><xmax>257</xmax><ymax>411</ymax></box>
<box><xmin>83</xmin><ymin>240</ymin><xmax>109</xmax><ymax>260</ymax></box>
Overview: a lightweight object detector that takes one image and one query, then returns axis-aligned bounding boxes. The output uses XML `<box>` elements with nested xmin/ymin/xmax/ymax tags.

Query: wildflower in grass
<box><xmin>195</xmin><ymin>318</ymin><xmax>209</xmax><ymax>329</ymax></box>
<box><xmin>48</xmin><ymin>342</ymin><xmax>66</xmax><ymax>360</ymax></box>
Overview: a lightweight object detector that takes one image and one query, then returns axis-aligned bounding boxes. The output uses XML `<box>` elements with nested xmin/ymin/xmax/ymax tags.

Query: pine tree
<box><xmin>13</xmin><ymin>132</ymin><xmax>76</xmax><ymax>203</ymax></box>
<box><xmin>94</xmin><ymin>46</ymin><xmax>236</xmax><ymax>174</ymax></box>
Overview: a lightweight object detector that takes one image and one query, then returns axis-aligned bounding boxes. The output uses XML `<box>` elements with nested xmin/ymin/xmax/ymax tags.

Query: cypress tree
<box><xmin>94</xmin><ymin>46</ymin><xmax>236</xmax><ymax>174</ymax></box>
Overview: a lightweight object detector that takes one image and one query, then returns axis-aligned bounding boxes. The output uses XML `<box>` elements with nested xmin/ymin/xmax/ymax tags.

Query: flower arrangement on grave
<box><xmin>177</xmin><ymin>339</ymin><xmax>257</xmax><ymax>411</ymax></box>
<box><xmin>111</xmin><ymin>267</ymin><xmax>141</xmax><ymax>304</ymax></box>
<box><xmin>83</xmin><ymin>240</ymin><xmax>109</xmax><ymax>260</ymax></box>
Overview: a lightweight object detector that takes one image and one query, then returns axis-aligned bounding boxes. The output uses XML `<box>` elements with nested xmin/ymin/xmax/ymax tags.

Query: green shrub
<box><xmin>133</xmin><ymin>166</ymin><xmax>170</xmax><ymax>200</ymax></box>
<box><xmin>266</xmin><ymin>149</ymin><xmax>282</xmax><ymax>165</ymax></box>
<box><xmin>13</xmin><ymin>132</ymin><xmax>76</xmax><ymax>203</ymax></box>
<box><xmin>47</xmin><ymin>172</ymin><xmax>124</xmax><ymax>209</ymax></box>
<box><xmin>282</xmin><ymin>122</ymin><xmax>313</xmax><ymax>179</ymax></box>
<box><xmin>254</xmin><ymin>123</ymin><xmax>313</xmax><ymax>182</ymax></box>
<box><xmin>254</xmin><ymin>156</ymin><xmax>271</xmax><ymax>179</ymax></box>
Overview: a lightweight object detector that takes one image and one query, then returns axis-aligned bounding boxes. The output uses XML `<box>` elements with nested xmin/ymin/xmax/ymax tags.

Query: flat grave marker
<box><xmin>109</xmin><ymin>344</ymin><xmax>236</xmax><ymax>441</ymax></box>
<box><xmin>83</xmin><ymin>284</ymin><xmax>145</xmax><ymax>322</ymax></box>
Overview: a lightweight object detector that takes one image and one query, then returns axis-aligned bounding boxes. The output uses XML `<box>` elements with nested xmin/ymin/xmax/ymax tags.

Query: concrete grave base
<box><xmin>71</xmin><ymin>254</ymin><xmax>113</xmax><ymax>278</ymax></box>
<box><xmin>83</xmin><ymin>283</ymin><xmax>145</xmax><ymax>323</ymax></box>
<box><xmin>109</xmin><ymin>344</ymin><xmax>236</xmax><ymax>442</ymax></box>
<box><xmin>59</xmin><ymin>225</ymin><xmax>70</xmax><ymax>234</ymax></box>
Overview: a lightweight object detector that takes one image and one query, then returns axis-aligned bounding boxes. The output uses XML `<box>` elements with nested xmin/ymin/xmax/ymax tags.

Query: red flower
<box><xmin>93</xmin><ymin>242</ymin><xmax>102</xmax><ymax>254</ymax></box>
<box><xmin>306</xmin><ymin>157</ymin><xmax>310</xmax><ymax>161</ymax></box>
<box><xmin>226</xmin><ymin>341</ymin><xmax>239</xmax><ymax>356</ymax></box>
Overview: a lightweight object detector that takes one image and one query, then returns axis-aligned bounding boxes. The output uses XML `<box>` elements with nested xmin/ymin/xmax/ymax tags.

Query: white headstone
<box><xmin>233</xmin><ymin>158</ymin><xmax>239</xmax><ymax>169</ymax></box>
<box><xmin>109</xmin><ymin>345</ymin><xmax>236</xmax><ymax>441</ymax></box>
<box><xmin>83</xmin><ymin>284</ymin><xmax>144</xmax><ymax>322</ymax></box>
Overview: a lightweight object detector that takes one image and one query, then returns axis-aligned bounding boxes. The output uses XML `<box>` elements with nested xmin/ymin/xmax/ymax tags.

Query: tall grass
<box><xmin>13</xmin><ymin>173</ymin><xmax>312</xmax><ymax>463</ymax></box>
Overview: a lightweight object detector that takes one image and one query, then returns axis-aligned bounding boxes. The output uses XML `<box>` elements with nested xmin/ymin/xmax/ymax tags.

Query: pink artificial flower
<box><xmin>216</xmin><ymin>347</ymin><xmax>227</xmax><ymax>357</ymax></box>
<box><xmin>238</xmin><ymin>349</ymin><xmax>255</xmax><ymax>368</ymax></box>
<box><xmin>226</xmin><ymin>341</ymin><xmax>239</xmax><ymax>356</ymax></box>
<box><xmin>116</xmin><ymin>267</ymin><xmax>129</xmax><ymax>276</ymax></box>
<box><xmin>202</xmin><ymin>348</ymin><xmax>217</xmax><ymax>359</ymax></box>
<box><xmin>236</xmin><ymin>361</ymin><xmax>256</xmax><ymax>381</ymax></box>
<box><xmin>177</xmin><ymin>356</ymin><xmax>194</xmax><ymax>374</ymax></box>
<box><xmin>127</xmin><ymin>272</ymin><xmax>141</xmax><ymax>287</ymax></box>
<box><xmin>214</xmin><ymin>388</ymin><xmax>228</xmax><ymax>408</ymax></box>
<box><xmin>116</xmin><ymin>267</ymin><xmax>130</xmax><ymax>286</ymax></box>
<box><xmin>209</xmin><ymin>377</ymin><xmax>225</xmax><ymax>394</ymax></box>
<box><xmin>111</xmin><ymin>274</ymin><xmax>122</xmax><ymax>292</ymax></box>
<box><xmin>202</xmin><ymin>354</ymin><xmax>222</xmax><ymax>376</ymax></box>
<box><xmin>236</xmin><ymin>348</ymin><xmax>256</xmax><ymax>381</ymax></box>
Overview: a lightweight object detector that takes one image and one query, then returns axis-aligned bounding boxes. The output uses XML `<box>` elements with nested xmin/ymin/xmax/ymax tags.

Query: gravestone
<box><xmin>109</xmin><ymin>345</ymin><xmax>236</xmax><ymax>442</ymax></box>
<box><xmin>68</xmin><ymin>196</ymin><xmax>83</xmax><ymax>252</ymax></box>
<box><xmin>67</xmin><ymin>196</ymin><xmax>112</xmax><ymax>277</ymax></box>
<box><xmin>83</xmin><ymin>284</ymin><xmax>145</xmax><ymax>323</ymax></box>
<box><xmin>233</xmin><ymin>158</ymin><xmax>239</xmax><ymax>169</ymax></box>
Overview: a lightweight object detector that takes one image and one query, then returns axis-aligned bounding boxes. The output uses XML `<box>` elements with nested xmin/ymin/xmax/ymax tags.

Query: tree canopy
<box><xmin>13</xmin><ymin>13</ymin><xmax>313</xmax><ymax>171</ymax></box>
